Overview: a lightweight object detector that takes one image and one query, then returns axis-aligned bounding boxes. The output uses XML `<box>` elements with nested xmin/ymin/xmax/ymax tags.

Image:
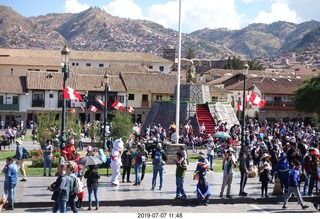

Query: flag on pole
<box><xmin>95</xmin><ymin>96</ymin><xmax>106</xmax><ymax>108</ymax></box>
<box><xmin>112</xmin><ymin>100</ymin><xmax>124</xmax><ymax>111</ymax></box>
<box><xmin>63</xmin><ymin>86</ymin><xmax>84</xmax><ymax>102</ymax></box>
<box><xmin>248</xmin><ymin>92</ymin><xmax>266</xmax><ymax>107</ymax></box>
<box><xmin>127</xmin><ymin>106</ymin><xmax>134</xmax><ymax>113</ymax></box>
<box><xmin>237</xmin><ymin>104</ymin><xmax>242</xmax><ymax>111</ymax></box>
<box><xmin>88</xmin><ymin>105</ymin><xmax>98</xmax><ymax>112</ymax></box>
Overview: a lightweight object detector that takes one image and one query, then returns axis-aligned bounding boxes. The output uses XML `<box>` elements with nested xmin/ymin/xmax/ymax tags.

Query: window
<box><xmin>118</xmin><ymin>95</ymin><xmax>124</xmax><ymax>103</ymax></box>
<box><xmin>159</xmin><ymin>66</ymin><xmax>164</xmax><ymax>71</ymax></box>
<box><xmin>0</xmin><ymin>96</ymin><xmax>3</xmax><ymax>104</ymax></box>
<box><xmin>76</xmin><ymin>63</ymin><xmax>79</xmax><ymax>66</ymax></box>
<box><xmin>49</xmin><ymin>93</ymin><xmax>54</xmax><ymax>98</ymax></box>
<box><xmin>212</xmin><ymin>96</ymin><xmax>218</xmax><ymax>102</ymax></box>
<box><xmin>99</xmin><ymin>64</ymin><xmax>104</xmax><ymax>67</ymax></box>
<box><xmin>33</xmin><ymin>93</ymin><xmax>44</xmax><ymax>100</ymax></box>
<box><xmin>142</xmin><ymin>94</ymin><xmax>148</xmax><ymax>101</ymax></box>
<box><xmin>46</xmin><ymin>69</ymin><xmax>58</xmax><ymax>72</ymax></box>
<box><xmin>156</xmin><ymin>95</ymin><xmax>162</xmax><ymax>100</ymax></box>
<box><xmin>148</xmin><ymin>66</ymin><xmax>153</xmax><ymax>69</ymax></box>
<box><xmin>27</xmin><ymin>69</ymin><xmax>40</xmax><ymax>71</ymax></box>
<box><xmin>128</xmin><ymin>94</ymin><xmax>135</xmax><ymax>100</ymax></box>
<box><xmin>12</xmin><ymin>96</ymin><xmax>18</xmax><ymax>104</ymax></box>
<box><xmin>86</xmin><ymin>63</ymin><xmax>91</xmax><ymax>67</ymax></box>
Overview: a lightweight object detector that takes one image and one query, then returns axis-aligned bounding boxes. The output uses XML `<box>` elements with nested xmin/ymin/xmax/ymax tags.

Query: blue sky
<box><xmin>1</xmin><ymin>0</ymin><xmax>320</xmax><ymax>33</ymax></box>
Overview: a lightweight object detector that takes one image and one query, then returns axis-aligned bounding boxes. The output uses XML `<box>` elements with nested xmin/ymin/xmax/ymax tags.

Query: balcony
<box><xmin>261</xmin><ymin>101</ymin><xmax>295</xmax><ymax>110</ymax></box>
<box><xmin>32</xmin><ymin>100</ymin><xmax>44</xmax><ymax>108</ymax></box>
<box><xmin>0</xmin><ymin>104</ymin><xmax>19</xmax><ymax>111</ymax></box>
<box><xmin>141</xmin><ymin>100</ymin><xmax>149</xmax><ymax>108</ymax></box>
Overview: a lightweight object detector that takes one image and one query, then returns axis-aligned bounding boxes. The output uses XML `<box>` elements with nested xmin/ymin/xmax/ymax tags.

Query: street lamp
<box><xmin>83</xmin><ymin>91</ymin><xmax>89</xmax><ymax>124</ymax></box>
<box><xmin>103</xmin><ymin>72</ymin><xmax>109</xmax><ymax>151</ymax></box>
<box><xmin>241</xmin><ymin>62</ymin><xmax>249</xmax><ymax>149</ymax></box>
<box><xmin>60</xmin><ymin>45</ymin><xmax>70</xmax><ymax>150</ymax></box>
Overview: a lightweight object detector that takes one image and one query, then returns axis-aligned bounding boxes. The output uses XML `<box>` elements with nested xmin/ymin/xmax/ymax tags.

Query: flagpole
<box><xmin>60</xmin><ymin>45</ymin><xmax>70</xmax><ymax>150</ymax></box>
<box><xmin>175</xmin><ymin>0</ymin><xmax>182</xmax><ymax>144</ymax></box>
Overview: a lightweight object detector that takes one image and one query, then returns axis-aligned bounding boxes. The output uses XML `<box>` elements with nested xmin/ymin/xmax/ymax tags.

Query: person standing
<box><xmin>175</xmin><ymin>151</ymin><xmax>187</xmax><ymax>199</ymax></box>
<box><xmin>140</xmin><ymin>144</ymin><xmax>149</xmax><ymax>182</ymax></box>
<box><xmin>66</xmin><ymin>162</ymin><xmax>78</xmax><ymax>213</ymax></box>
<box><xmin>42</xmin><ymin>139</ymin><xmax>53</xmax><ymax>177</ymax></box>
<box><xmin>110</xmin><ymin>139</ymin><xmax>124</xmax><ymax>186</ymax></box>
<box><xmin>1</xmin><ymin>157</ymin><xmax>18</xmax><ymax>210</ymax></box>
<box><xmin>151</xmin><ymin>143</ymin><xmax>167</xmax><ymax>190</ymax></box>
<box><xmin>258</xmin><ymin>153</ymin><xmax>272</xmax><ymax>198</ymax></box>
<box><xmin>84</xmin><ymin>165</ymin><xmax>100</xmax><ymax>211</ymax></box>
<box><xmin>206</xmin><ymin>135</ymin><xmax>215</xmax><ymax>170</ymax></box>
<box><xmin>51</xmin><ymin>164</ymin><xmax>70</xmax><ymax>213</ymax></box>
<box><xmin>131</xmin><ymin>144</ymin><xmax>143</xmax><ymax>186</ymax></box>
<box><xmin>14</xmin><ymin>138</ymin><xmax>27</xmax><ymax>182</ymax></box>
<box><xmin>239</xmin><ymin>146</ymin><xmax>250</xmax><ymax>196</ymax></box>
<box><xmin>282</xmin><ymin>159</ymin><xmax>309</xmax><ymax>210</ymax></box>
<box><xmin>273</xmin><ymin>152</ymin><xmax>290</xmax><ymax>195</ymax></box>
<box><xmin>219</xmin><ymin>148</ymin><xmax>236</xmax><ymax>198</ymax></box>
<box><xmin>121</xmin><ymin>146</ymin><xmax>133</xmax><ymax>183</ymax></box>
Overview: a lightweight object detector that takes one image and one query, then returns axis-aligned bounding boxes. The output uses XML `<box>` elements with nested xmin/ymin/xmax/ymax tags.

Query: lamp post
<box><xmin>103</xmin><ymin>72</ymin><xmax>109</xmax><ymax>151</ymax></box>
<box><xmin>83</xmin><ymin>91</ymin><xmax>89</xmax><ymax>124</ymax></box>
<box><xmin>60</xmin><ymin>45</ymin><xmax>70</xmax><ymax>150</ymax></box>
<box><xmin>241</xmin><ymin>62</ymin><xmax>249</xmax><ymax>149</ymax></box>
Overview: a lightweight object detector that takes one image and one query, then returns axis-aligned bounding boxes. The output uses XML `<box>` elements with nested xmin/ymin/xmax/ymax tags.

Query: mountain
<box><xmin>0</xmin><ymin>5</ymin><xmax>320</xmax><ymax>59</ymax></box>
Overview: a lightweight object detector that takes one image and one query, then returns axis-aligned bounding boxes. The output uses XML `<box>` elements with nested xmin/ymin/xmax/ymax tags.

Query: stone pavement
<box><xmin>0</xmin><ymin>139</ymin><xmax>318</xmax><ymax>209</ymax></box>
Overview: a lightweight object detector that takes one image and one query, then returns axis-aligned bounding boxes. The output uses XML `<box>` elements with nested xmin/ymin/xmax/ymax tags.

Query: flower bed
<box><xmin>29</xmin><ymin>148</ymin><xmax>61</xmax><ymax>168</ymax></box>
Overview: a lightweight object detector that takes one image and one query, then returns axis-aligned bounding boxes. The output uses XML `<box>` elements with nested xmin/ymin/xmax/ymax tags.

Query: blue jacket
<box><xmin>288</xmin><ymin>167</ymin><xmax>300</xmax><ymax>187</ymax></box>
<box><xmin>4</xmin><ymin>163</ymin><xmax>18</xmax><ymax>184</ymax></box>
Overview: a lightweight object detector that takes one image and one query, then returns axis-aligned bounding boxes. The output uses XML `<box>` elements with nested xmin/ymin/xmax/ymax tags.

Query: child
<box><xmin>76</xmin><ymin>175</ymin><xmax>86</xmax><ymax>209</ymax></box>
<box><xmin>175</xmin><ymin>151</ymin><xmax>187</xmax><ymax>199</ymax></box>
<box><xmin>196</xmin><ymin>177</ymin><xmax>210</xmax><ymax>206</ymax></box>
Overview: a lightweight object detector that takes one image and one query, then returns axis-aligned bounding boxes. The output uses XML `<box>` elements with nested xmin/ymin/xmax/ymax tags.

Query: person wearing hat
<box><xmin>205</xmin><ymin>136</ymin><xmax>215</xmax><ymax>171</ymax></box>
<box><xmin>194</xmin><ymin>151</ymin><xmax>209</xmax><ymax>180</ymax></box>
<box><xmin>14</xmin><ymin>138</ymin><xmax>27</xmax><ymax>182</ymax></box>
<box><xmin>219</xmin><ymin>148</ymin><xmax>236</xmax><ymax>198</ymax></box>
<box><xmin>273</xmin><ymin>152</ymin><xmax>290</xmax><ymax>195</ymax></box>
<box><xmin>258</xmin><ymin>153</ymin><xmax>272</xmax><ymax>198</ymax></box>
<box><xmin>282</xmin><ymin>159</ymin><xmax>309</xmax><ymax>210</ymax></box>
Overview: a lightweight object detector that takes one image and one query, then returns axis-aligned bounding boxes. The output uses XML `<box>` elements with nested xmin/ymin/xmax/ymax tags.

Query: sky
<box><xmin>1</xmin><ymin>0</ymin><xmax>320</xmax><ymax>33</ymax></box>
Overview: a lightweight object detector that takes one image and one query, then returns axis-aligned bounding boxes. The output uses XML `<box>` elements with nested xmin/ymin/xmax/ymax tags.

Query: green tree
<box><xmin>110</xmin><ymin>110</ymin><xmax>134</xmax><ymax>144</ymax></box>
<box><xmin>293</xmin><ymin>75</ymin><xmax>320</xmax><ymax>126</ymax></box>
<box><xmin>185</xmin><ymin>48</ymin><xmax>196</xmax><ymax>59</ymax></box>
<box><xmin>34</xmin><ymin>111</ymin><xmax>82</xmax><ymax>146</ymax></box>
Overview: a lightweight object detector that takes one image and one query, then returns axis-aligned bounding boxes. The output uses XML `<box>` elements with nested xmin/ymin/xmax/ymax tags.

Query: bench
<box><xmin>0</xmin><ymin>139</ymin><xmax>11</xmax><ymax>150</ymax></box>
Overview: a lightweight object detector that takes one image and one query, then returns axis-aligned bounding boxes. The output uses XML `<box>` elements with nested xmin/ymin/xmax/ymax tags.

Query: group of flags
<box><xmin>63</xmin><ymin>85</ymin><xmax>134</xmax><ymax>113</ymax></box>
<box><xmin>237</xmin><ymin>91</ymin><xmax>266</xmax><ymax>111</ymax></box>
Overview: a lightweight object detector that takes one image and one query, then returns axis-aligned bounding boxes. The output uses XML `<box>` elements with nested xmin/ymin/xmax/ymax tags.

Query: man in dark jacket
<box><xmin>51</xmin><ymin>164</ymin><xmax>70</xmax><ymax>213</ymax></box>
<box><xmin>239</xmin><ymin>146</ymin><xmax>250</xmax><ymax>196</ymax></box>
<box><xmin>121</xmin><ymin>146</ymin><xmax>133</xmax><ymax>183</ymax></box>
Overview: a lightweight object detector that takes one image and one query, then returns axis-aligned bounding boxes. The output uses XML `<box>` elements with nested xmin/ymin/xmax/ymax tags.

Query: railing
<box><xmin>32</xmin><ymin>100</ymin><xmax>44</xmax><ymax>107</ymax></box>
<box><xmin>262</xmin><ymin>101</ymin><xmax>295</xmax><ymax>110</ymax></box>
<box><xmin>141</xmin><ymin>100</ymin><xmax>149</xmax><ymax>107</ymax></box>
<box><xmin>0</xmin><ymin>104</ymin><xmax>19</xmax><ymax>111</ymax></box>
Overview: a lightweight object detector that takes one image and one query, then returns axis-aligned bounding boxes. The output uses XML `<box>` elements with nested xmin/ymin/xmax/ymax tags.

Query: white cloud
<box><xmin>146</xmin><ymin>0</ymin><xmax>244</xmax><ymax>33</ymax></box>
<box><xmin>253</xmin><ymin>2</ymin><xmax>301</xmax><ymax>24</ymax></box>
<box><xmin>63</xmin><ymin>0</ymin><xmax>90</xmax><ymax>13</ymax></box>
<box><xmin>102</xmin><ymin>0</ymin><xmax>144</xmax><ymax>19</ymax></box>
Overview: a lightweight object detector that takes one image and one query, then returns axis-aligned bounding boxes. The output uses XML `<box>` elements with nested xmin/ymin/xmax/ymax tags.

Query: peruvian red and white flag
<box><xmin>63</xmin><ymin>86</ymin><xmax>84</xmax><ymax>102</ymax></box>
<box><xmin>237</xmin><ymin>104</ymin><xmax>242</xmax><ymax>111</ymax></box>
<box><xmin>112</xmin><ymin>100</ymin><xmax>124</xmax><ymax>111</ymax></box>
<box><xmin>95</xmin><ymin>96</ymin><xmax>106</xmax><ymax>108</ymax></box>
<box><xmin>88</xmin><ymin>105</ymin><xmax>98</xmax><ymax>112</ymax></box>
<box><xmin>127</xmin><ymin>106</ymin><xmax>134</xmax><ymax>113</ymax></box>
<box><xmin>248</xmin><ymin>92</ymin><xmax>266</xmax><ymax>107</ymax></box>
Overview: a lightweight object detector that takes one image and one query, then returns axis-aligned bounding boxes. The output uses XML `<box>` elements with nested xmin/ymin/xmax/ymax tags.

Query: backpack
<box><xmin>22</xmin><ymin>147</ymin><xmax>30</xmax><ymax>159</ymax></box>
<box><xmin>153</xmin><ymin>150</ymin><xmax>163</xmax><ymax>166</ymax></box>
<box><xmin>70</xmin><ymin>174</ymin><xmax>83</xmax><ymax>194</ymax></box>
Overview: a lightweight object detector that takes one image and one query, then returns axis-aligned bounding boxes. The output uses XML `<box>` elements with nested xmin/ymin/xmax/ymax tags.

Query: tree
<box><xmin>185</xmin><ymin>48</ymin><xmax>196</xmax><ymax>59</ymax></box>
<box><xmin>293</xmin><ymin>75</ymin><xmax>320</xmax><ymax>126</ymax></box>
<box><xmin>110</xmin><ymin>110</ymin><xmax>134</xmax><ymax>144</ymax></box>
